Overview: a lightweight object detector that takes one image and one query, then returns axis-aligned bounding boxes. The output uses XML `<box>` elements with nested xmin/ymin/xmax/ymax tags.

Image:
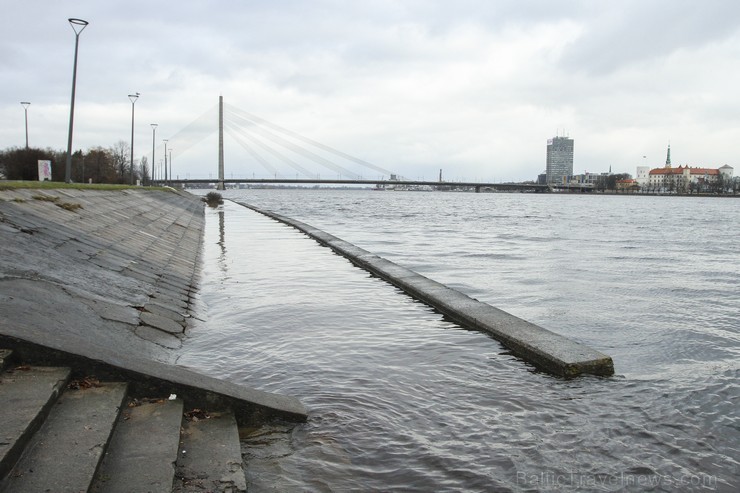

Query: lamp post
<box><xmin>150</xmin><ymin>124</ymin><xmax>158</xmax><ymax>185</ymax></box>
<box><xmin>20</xmin><ymin>102</ymin><xmax>30</xmax><ymax>149</ymax></box>
<box><xmin>169</xmin><ymin>148</ymin><xmax>173</xmax><ymax>184</ymax></box>
<box><xmin>65</xmin><ymin>18</ymin><xmax>89</xmax><ymax>183</ymax></box>
<box><xmin>163</xmin><ymin>139</ymin><xmax>168</xmax><ymax>185</ymax></box>
<box><xmin>128</xmin><ymin>93</ymin><xmax>139</xmax><ymax>184</ymax></box>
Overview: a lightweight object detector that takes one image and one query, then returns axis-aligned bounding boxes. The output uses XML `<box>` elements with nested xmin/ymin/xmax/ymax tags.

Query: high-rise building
<box><xmin>546</xmin><ymin>136</ymin><xmax>574</xmax><ymax>184</ymax></box>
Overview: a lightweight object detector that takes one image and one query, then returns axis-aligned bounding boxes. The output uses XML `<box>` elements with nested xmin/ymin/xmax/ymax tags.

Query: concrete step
<box><xmin>91</xmin><ymin>398</ymin><xmax>184</xmax><ymax>493</ymax></box>
<box><xmin>0</xmin><ymin>380</ymin><xmax>128</xmax><ymax>493</ymax></box>
<box><xmin>0</xmin><ymin>366</ymin><xmax>71</xmax><ymax>480</ymax></box>
<box><xmin>173</xmin><ymin>409</ymin><xmax>247</xmax><ymax>493</ymax></box>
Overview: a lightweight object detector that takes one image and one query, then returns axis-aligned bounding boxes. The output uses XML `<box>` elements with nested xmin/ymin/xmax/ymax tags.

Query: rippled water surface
<box><xmin>179</xmin><ymin>190</ymin><xmax>738</xmax><ymax>492</ymax></box>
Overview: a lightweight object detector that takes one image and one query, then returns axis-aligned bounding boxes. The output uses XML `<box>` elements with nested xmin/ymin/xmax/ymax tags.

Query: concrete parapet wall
<box><xmin>242</xmin><ymin>202</ymin><xmax>614</xmax><ymax>378</ymax></box>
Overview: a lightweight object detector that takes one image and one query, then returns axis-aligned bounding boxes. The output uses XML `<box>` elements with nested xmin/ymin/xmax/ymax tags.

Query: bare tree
<box><xmin>139</xmin><ymin>155</ymin><xmax>150</xmax><ymax>185</ymax></box>
<box><xmin>109</xmin><ymin>140</ymin><xmax>130</xmax><ymax>183</ymax></box>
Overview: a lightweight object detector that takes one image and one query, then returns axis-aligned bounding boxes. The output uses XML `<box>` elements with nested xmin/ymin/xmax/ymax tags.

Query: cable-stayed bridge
<box><xmin>155</xmin><ymin>97</ymin><xmax>559</xmax><ymax>192</ymax></box>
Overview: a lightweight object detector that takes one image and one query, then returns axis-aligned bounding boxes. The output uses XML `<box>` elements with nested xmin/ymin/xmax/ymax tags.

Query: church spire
<box><xmin>665</xmin><ymin>144</ymin><xmax>671</xmax><ymax>167</ymax></box>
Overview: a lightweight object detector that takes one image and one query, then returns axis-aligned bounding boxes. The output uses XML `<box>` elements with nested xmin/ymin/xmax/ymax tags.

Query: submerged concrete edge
<box><xmin>0</xmin><ymin>335</ymin><xmax>308</xmax><ymax>425</ymax></box>
<box><xmin>239</xmin><ymin>202</ymin><xmax>614</xmax><ymax>378</ymax></box>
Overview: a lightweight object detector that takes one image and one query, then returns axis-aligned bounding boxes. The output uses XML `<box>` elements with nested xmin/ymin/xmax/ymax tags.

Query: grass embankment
<box><xmin>0</xmin><ymin>181</ymin><xmax>172</xmax><ymax>192</ymax></box>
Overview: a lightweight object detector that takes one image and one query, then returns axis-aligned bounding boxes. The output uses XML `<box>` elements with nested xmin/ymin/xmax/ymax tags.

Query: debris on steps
<box><xmin>0</xmin><ymin>359</ymin><xmax>251</xmax><ymax>493</ymax></box>
<box><xmin>91</xmin><ymin>397</ymin><xmax>184</xmax><ymax>493</ymax></box>
<box><xmin>0</xmin><ymin>349</ymin><xmax>12</xmax><ymax>371</ymax></box>
<box><xmin>173</xmin><ymin>408</ymin><xmax>247</xmax><ymax>493</ymax></box>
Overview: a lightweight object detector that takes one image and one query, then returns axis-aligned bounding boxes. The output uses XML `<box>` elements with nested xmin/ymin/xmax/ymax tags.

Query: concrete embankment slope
<box><xmin>0</xmin><ymin>187</ymin><xmax>306</xmax><ymax>423</ymax></box>
<box><xmin>243</xmin><ymin>203</ymin><xmax>614</xmax><ymax>378</ymax></box>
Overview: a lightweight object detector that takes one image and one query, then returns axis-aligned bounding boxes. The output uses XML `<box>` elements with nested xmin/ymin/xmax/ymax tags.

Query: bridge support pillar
<box><xmin>217</xmin><ymin>95</ymin><xmax>225</xmax><ymax>190</ymax></box>
<box><xmin>475</xmin><ymin>185</ymin><xmax>481</xmax><ymax>193</ymax></box>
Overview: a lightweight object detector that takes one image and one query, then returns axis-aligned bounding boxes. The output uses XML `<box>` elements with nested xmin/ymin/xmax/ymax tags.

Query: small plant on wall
<box><xmin>203</xmin><ymin>192</ymin><xmax>224</xmax><ymax>207</ymax></box>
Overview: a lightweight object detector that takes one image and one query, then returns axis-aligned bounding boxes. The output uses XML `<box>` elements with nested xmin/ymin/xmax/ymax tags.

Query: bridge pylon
<box><xmin>217</xmin><ymin>95</ymin><xmax>225</xmax><ymax>190</ymax></box>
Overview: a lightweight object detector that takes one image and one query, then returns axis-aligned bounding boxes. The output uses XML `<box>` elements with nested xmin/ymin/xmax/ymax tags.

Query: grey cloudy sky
<box><xmin>2</xmin><ymin>0</ymin><xmax>740</xmax><ymax>181</ymax></box>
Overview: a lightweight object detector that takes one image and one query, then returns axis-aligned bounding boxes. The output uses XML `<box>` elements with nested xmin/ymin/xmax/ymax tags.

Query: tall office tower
<box><xmin>546</xmin><ymin>136</ymin><xmax>574</xmax><ymax>184</ymax></box>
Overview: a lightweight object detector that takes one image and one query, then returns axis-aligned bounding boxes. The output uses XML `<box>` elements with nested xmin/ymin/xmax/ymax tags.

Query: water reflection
<box><xmin>217</xmin><ymin>209</ymin><xmax>226</xmax><ymax>274</ymax></box>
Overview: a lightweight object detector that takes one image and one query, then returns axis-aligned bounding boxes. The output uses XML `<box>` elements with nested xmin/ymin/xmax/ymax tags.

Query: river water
<box><xmin>179</xmin><ymin>190</ymin><xmax>738</xmax><ymax>492</ymax></box>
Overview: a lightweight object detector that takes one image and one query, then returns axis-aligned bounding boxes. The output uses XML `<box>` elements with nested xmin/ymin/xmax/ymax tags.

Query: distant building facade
<box><xmin>567</xmin><ymin>171</ymin><xmax>606</xmax><ymax>185</ymax></box>
<box><xmin>719</xmin><ymin>164</ymin><xmax>734</xmax><ymax>181</ymax></box>
<box><xmin>617</xmin><ymin>178</ymin><xmax>639</xmax><ymax>191</ymax></box>
<box><xmin>648</xmin><ymin>166</ymin><xmax>714</xmax><ymax>191</ymax></box>
<box><xmin>546</xmin><ymin>136</ymin><xmax>574</xmax><ymax>184</ymax></box>
<box><xmin>635</xmin><ymin>166</ymin><xmax>650</xmax><ymax>186</ymax></box>
<box><xmin>646</xmin><ymin>164</ymin><xmax>733</xmax><ymax>192</ymax></box>
<box><xmin>636</xmin><ymin>145</ymin><xmax>735</xmax><ymax>193</ymax></box>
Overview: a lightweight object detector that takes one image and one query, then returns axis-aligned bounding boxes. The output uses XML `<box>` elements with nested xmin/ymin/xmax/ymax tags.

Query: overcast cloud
<box><xmin>2</xmin><ymin>0</ymin><xmax>740</xmax><ymax>181</ymax></box>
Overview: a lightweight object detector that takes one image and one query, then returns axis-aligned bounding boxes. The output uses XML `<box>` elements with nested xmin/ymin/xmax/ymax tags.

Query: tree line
<box><xmin>0</xmin><ymin>142</ymin><xmax>152</xmax><ymax>185</ymax></box>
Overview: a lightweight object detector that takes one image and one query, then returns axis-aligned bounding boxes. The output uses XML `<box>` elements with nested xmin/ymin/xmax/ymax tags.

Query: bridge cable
<box><xmin>162</xmin><ymin>104</ymin><xmax>218</xmax><ymax>159</ymax></box>
<box><xmin>225</xmin><ymin>103</ymin><xmax>396</xmax><ymax>177</ymax></box>
<box><xmin>224</xmin><ymin>109</ymin><xmax>361</xmax><ymax>179</ymax></box>
<box><xmin>224</xmin><ymin>120</ymin><xmax>316</xmax><ymax>179</ymax></box>
<box><xmin>224</xmin><ymin>124</ymin><xmax>284</xmax><ymax>179</ymax></box>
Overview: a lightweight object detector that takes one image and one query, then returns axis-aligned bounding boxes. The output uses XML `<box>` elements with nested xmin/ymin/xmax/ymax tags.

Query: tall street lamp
<box><xmin>20</xmin><ymin>102</ymin><xmax>30</xmax><ymax>149</ymax></box>
<box><xmin>163</xmin><ymin>139</ymin><xmax>168</xmax><ymax>185</ymax></box>
<box><xmin>128</xmin><ymin>93</ymin><xmax>139</xmax><ymax>184</ymax></box>
<box><xmin>169</xmin><ymin>148</ymin><xmax>173</xmax><ymax>184</ymax></box>
<box><xmin>150</xmin><ymin>124</ymin><xmax>158</xmax><ymax>185</ymax></box>
<box><xmin>65</xmin><ymin>18</ymin><xmax>89</xmax><ymax>183</ymax></box>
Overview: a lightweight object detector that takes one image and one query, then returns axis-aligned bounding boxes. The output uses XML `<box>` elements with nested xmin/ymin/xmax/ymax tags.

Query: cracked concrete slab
<box><xmin>134</xmin><ymin>325</ymin><xmax>183</xmax><ymax>349</ymax></box>
<box><xmin>140</xmin><ymin>311</ymin><xmax>185</xmax><ymax>335</ymax></box>
<box><xmin>143</xmin><ymin>302</ymin><xmax>187</xmax><ymax>322</ymax></box>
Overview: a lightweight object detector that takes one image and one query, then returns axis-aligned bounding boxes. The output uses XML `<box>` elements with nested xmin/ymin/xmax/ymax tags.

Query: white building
<box><xmin>635</xmin><ymin>166</ymin><xmax>650</xmax><ymax>186</ymax></box>
<box><xmin>719</xmin><ymin>164</ymin><xmax>734</xmax><ymax>181</ymax></box>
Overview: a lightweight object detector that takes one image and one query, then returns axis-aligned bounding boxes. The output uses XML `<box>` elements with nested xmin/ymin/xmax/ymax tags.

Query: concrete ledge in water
<box><xmin>241</xmin><ymin>203</ymin><xmax>614</xmax><ymax>378</ymax></box>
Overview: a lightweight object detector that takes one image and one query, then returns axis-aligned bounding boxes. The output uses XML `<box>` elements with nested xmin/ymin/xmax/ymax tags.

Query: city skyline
<box><xmin>2</xmin><ymin>1</ymin><xmax>740</xmax><ymax>182</ymax></box>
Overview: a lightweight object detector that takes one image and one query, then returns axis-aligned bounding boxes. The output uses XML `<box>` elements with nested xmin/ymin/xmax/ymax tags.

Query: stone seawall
<box><xmin>0</xmin><ymin>188</ymin><xmax>306</xmax><ymax>422</ymax></box>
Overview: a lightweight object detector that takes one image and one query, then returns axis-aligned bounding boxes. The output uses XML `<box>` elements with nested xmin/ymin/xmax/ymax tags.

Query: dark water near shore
<box><xmin>179</xmin><ymin>190</ymin><xmax>738</xmax><ymax>492</ymax></box>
